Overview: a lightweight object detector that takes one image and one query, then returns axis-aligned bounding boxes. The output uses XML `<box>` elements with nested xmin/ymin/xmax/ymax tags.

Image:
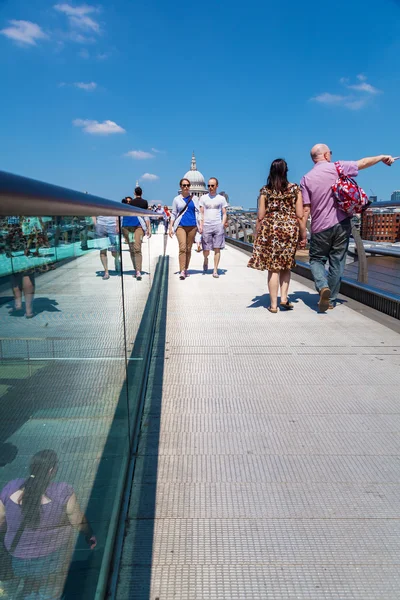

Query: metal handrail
<box><xmin>0</xmin><ymin>170</ymin><xmax>155</xmax><ymax>217</ymax></box>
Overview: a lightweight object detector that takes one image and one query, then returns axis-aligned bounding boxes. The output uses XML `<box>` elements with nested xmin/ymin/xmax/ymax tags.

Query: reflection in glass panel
<box><xmin>0</xmin><ymin>214</ymin><xmax>153</xmax><ymax>599</ymax></box>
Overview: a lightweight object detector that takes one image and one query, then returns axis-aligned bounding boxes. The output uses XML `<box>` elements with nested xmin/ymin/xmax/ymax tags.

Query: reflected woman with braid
<box><xmin>0</xmin><ymin>450</ymin><xmax>96</xmax><ymax>599</ymax></box>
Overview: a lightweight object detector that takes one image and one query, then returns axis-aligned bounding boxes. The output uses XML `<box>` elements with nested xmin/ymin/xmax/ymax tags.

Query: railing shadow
<box><xmin>121</xmin><ymin>257</ymin><xmax>168</xmax><ymax>599</ymax></box>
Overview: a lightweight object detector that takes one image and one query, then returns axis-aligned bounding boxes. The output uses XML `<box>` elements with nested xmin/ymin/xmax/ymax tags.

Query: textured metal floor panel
<box><xmin>133</xmin><ymin>453</ymin><xmax>400</xmax><ymax>484</ymax></box>
<box><xmin>117</xmin><ymin>241</ymin><xmax>400</xmax><ymax>599</ymax></box>
<box><xmin>117</xmin><ymin>564</ymin><xmax>400</xmax><ymax>600</ymax></box>
<box><xmin>129</xmin><ymin>481</ymin><xmax>400</xmax><ymax>519</ymax></box>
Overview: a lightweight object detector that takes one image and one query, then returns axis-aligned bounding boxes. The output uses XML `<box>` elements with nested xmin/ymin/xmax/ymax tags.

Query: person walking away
<box><xmin>0</xmin><ymin>450</ymin><xmax>96</xmax><ymax>599</ymax></box>
<box><xmin>301</xmin><ymin>144</ymin><xmax>394</xmax><ymax>312</ymax></box>
<box><xmin>93</xmin><ymin>215</ymin><xmax>120</xmax><ymax>280</ymax></box>
<box><xmin>169</xmin><ymin>178</ymin><xmax>200</xmax><ymax>280</ymax></box>
<box><xmin>198</xmin><ymin>178</ymin><xmax>227</xmax><ymax>278</ymax></box>
<box><xmin>150</xmin><ymin>206</ymin><xmax>158</xmax><ymax>235</ymax></box>
<box><xmin>121</xmin><ymin>188</ymin><xmax>151</xmax><ymax>280</ymax></box>
<box><xmin>248</xmin><ymin>159</ymin><xmax>306</xmax><ymax>312</ymax></box>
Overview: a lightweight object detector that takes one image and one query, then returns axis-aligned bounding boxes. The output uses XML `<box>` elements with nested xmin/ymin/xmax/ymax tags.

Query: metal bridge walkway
<box><xmin>117</xmin><ymin>240</ymin><xmax>400</xmax><ymax>600</ymax></box>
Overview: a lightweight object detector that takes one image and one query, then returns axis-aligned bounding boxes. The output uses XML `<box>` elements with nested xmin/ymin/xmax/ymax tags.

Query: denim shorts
<box><xmin>202</xmin><ymin>223</ymin><xmax>225</xmax><ymax>251</ymax></box>
<box><xmin>95</xmin><ymin>224</ymin><xmax>118</xmax><ymax>252</ymax></box>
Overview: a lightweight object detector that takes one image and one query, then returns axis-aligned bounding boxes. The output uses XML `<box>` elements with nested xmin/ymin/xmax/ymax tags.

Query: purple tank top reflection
<box><xmin>0</xmin><ymin>478</ymin><xmax>74</xmax><ymax>559</ymax></box>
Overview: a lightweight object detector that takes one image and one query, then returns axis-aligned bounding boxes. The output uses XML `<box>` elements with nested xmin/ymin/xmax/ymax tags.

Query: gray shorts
<box><xmin>202</xmin><ymin>223</ymin><xmax>225</xmax><ymax>251</ymax></box>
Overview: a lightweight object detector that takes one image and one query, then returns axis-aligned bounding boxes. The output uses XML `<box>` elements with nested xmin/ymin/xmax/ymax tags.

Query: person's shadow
<box><xmin>7</xmin><ymin>297</ymin><xmax>61</xmax><ymax>317</ymax></box>
<box><xmin>289</xmin><ymin>290</ymin><xmax>347</xmax><ymax>313</ymax></box>
<box><xmin>173</xmin><ymin>269</ymin><xmax>229</xmax><ymax>277</ymax></box>
<box><xmin>122</xmin><ymin>270</ymin><xmax>150</xmax><ymax>277</ymax></box>
<box><xmin>247</xmin><ymin>293</ymin><xmax>271</xmax><ymax>309</ymax></box>
<box><xmin>95</xmin><ymin>270</ymin><xmax>120</xmax><ymax>277</ymax></box>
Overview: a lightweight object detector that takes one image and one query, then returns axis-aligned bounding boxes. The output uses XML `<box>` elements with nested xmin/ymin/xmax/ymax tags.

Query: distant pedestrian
<box><xmin>194</xmin><ymin>231</ymin><xmax>202</xmax><ymax>252</ymax></box>
<box><xmin>199</xmin><ymin>178</ymin><xmax>227</xmax><ymax>278</ymax></box>
<box><xmin>169</xmin><ymin>178</ymin><xmax>200</xmax><ymax>280</ymax></box>
<box><xmin>93</xmin><ymin>216</ymin><xmax>120</xmax><ymax>280</ymax></box>
<box><xmin>0</xmin><ymin>450</ymin><xmax>96</xmax><ymax>599</ymax></box>
<box><xmin>121</xmin><ymin>188</ymin><xmax>151</xmax><ymax>281</ymax></box>
<box><xmin>5</xmin><ymin>217</ymin><xmax>36</xmax><ymax>318</ymax></box>
<box><xmin>248</xmin><ymin>159</ymin><xmax>306</xmax><ymax>312</ymax></box>
<box><xmin>301</xmin><ymin>144</ymin><xmax>394</xmax><ymax>312</ymax></box>
<box><xmin>163</xmin><ymin>205</ymin><xmax>171</xmax><ymax>234</ymax></box>
<box><xmin>154</xmin><ymin>203</ymin><xmax>165</xmax><ymax>234</ymax></box>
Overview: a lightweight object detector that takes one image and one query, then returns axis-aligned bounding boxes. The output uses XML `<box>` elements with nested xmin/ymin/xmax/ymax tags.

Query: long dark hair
<box><xmin>266</xmin><ymin>159</ymin><xmax>289</xmax><ymax>193</ymax></box>
<box><xmin>18</xmin><ymin>450</ymin><xmax>58</xmax><ymax>528</ymax></box>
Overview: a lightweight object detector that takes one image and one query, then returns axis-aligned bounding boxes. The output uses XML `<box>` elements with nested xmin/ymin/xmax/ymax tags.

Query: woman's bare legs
<box><xmin>279</xmin><ymin>269</ymin><xmax>291</xmax><ymax>304</ymax></box>
<box><xmin>23</xmin><ymin>275</ymin><xmax>35</xmax><ymax>317</ymax></box>
<box><xmin>267</xmin><ymin>271</ymin><xmax>279</xmax><ymax>310</ymax></box>
<box><xmin>12</xmin><ymin>284</ymin><xmax>23</xmax><ymax>311</ymax></box>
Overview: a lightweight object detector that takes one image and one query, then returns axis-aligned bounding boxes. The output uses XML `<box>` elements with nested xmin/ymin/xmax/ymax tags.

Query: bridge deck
<box><xmin>117</xmin><ymin>240</ymin><xmax>400</xmax><ymax>599</ymax></box>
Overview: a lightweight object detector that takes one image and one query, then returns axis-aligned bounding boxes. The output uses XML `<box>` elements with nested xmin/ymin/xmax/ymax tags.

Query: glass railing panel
<box><xmin>0</xmin><ymin>214</ymin><xmax>154</xmax><ymax>599</ymax></box>
<box><xmin>120</xmin><ymin>218</ymin><xmax>164</xmax><ymax>433</ymax></box>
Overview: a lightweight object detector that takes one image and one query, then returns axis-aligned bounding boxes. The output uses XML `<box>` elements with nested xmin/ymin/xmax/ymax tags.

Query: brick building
<box><xmin>361</xmin><ymin>208</ymin><xmax>400</xmax><ymax>242</ymax></box>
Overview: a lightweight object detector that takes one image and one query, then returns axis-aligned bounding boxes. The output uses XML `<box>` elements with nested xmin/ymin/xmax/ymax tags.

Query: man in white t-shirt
<box><xmin>199</xmin><ymin>177</ymin><xmax>227</xmax><ymax>278</ymax></box>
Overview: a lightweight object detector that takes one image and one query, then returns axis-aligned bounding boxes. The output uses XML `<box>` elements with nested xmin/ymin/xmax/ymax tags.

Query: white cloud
<box><xmin>125</xmin><ymin>150</ymin><xmax>155</xmax><ymax>160</ymax></box>
<box><xmin>312</xmin><ymin>75</ymin><xmax>381</xmax><ymax>111</ymax></box>
<box><xmin>151</xmin><ymin>147</ymin><xmax>164</xmax><ymax>154</ymax></box>
<box><xmin>141</xmin><ymin>173</ymin><xmax>159</xmax><ymax>181</ymax></box>
<box><xmin>312</xmin><ymin>92</ymin><xmax>367</xmax><ymax>111</ymax></box>
<box><xmin>0</xmin><ymin>20</ymin><xmax>47</xmax><ymax>46</ymax></box>
<box><xmin>73</xmin><ymin>119</ymin><xmax>125</xmax><ymax>135</ymax></box>
<box><xmin>347</xmin><ymin>82</ymin><xmax>381</xmax><ymax>94</ymax></box>
<box><xmin>313</xmin><ymin>92</ymin><xmax>346</xmax><ymax>105</ymax></box>
<box><xmin>54</xmin><ymin>4</ymin><xmax>100</xmax><ymax>33</ymax></box>
<box><xmin>74</xmin><ymin>81</ymin><xmax>97</xmax><ymax>91</ymax></box>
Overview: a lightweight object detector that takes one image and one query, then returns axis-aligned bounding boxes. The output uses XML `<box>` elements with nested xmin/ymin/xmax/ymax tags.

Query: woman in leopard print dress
<box><xmin>248</xmin><ymin>159</ymin><xmax>307</xmax><ymax>312</ymax></box>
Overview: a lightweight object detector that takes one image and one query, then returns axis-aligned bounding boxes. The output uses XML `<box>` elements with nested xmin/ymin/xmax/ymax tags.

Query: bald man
<box><xmin>300</xmin><ymin>145</ymin><xmax>394</xmax><ymax>312</ymax></box>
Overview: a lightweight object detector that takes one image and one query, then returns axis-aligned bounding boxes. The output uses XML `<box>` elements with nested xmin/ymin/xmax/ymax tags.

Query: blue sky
<box><xmin>1</xmin><ymin>0</ymin><xmax>400</xmax><ymax>207</ymax></box>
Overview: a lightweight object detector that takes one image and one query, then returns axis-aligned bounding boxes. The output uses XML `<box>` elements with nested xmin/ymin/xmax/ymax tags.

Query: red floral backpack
<box><xmin>332</xmin><ymin>161</ymin><xmax>370</xmax><ymax>216</ymax></box>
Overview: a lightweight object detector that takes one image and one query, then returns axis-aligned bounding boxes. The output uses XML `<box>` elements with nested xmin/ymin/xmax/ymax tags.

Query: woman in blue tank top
<box><xmin>169</xmin><ymin>178</ymin><xmax>199</xmax><ymax>279</ymax></box>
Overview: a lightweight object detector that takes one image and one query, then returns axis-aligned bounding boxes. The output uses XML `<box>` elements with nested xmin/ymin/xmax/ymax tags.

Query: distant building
<box><xmin>180</xmin><ymin>152</ymin><xmax>230</xmax><ymax>203</ymax></box>
<box><xmin>361</xmin><ymin>206</ymin><xmax>400</xmax><ymax>242</ymax></box>
<box><xmin>391</xmin><ymin>191</ymin><xmax>400</xmax><ymax>202</ymax></box>
<box><xmin>180</xmin><ymin>152</ymin><xmax>207</xmax><ymax>199</ymax></box>
<box><xmin>369</xmin><ymin>195</ymin><xmax>377</xmax><ymax>203</ymax></box>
